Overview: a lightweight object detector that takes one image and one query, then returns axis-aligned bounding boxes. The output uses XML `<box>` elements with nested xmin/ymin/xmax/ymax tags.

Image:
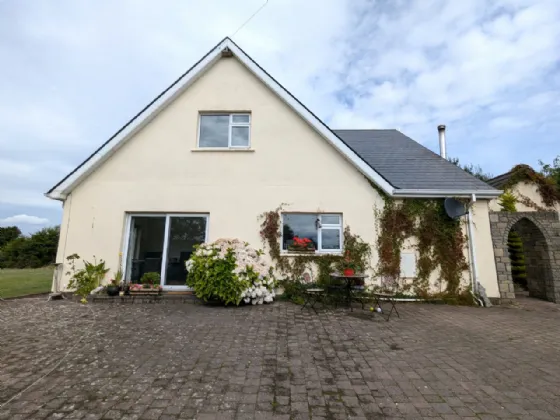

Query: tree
<box><xmin>448</xmin><ymin>157</ymin><xmax>494</xmax><ymax>182</ymax></box>
<box><xmin>507</xmin><ymin>231</ymin><xmax>527</xmax><ymax>289</ymax></box>
<box><xmin>0</xmin><ymin>226</ymin><xmax>21</xmax><ymax>248</ymax></box>
<box><xmin>539</xmin><ymin>155</ymin><xmax>560</xmax><ymax>190</ymax></box>
<box><xmin>498</xmin><ymin>191</ymin><xmax>517</xmax><ymax>212</ymax></box>
<box><xmin>0</xmin><ymin>226</ymin><xmax>59</xmax><ymax>268</ymax></box>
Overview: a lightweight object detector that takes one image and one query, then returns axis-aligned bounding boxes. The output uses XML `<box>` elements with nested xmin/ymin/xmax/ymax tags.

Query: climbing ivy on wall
<box><xmin>504</xmin><ymin>164</ymin><xmax>560</xmax><ymax>208</ymax></box>
<box><xmin>260</xmin><ymin>191</ymin><xmax>470</xmax><ymax>300</ymax></box>
<box><xmin>258</xmin><ymin>205</ymin><xmax>370</xmax><ymax>284</ymax></box>
<box><xmin>375</xmin><ymin>192</ymin><xmax>469</xmax><ymax>297</ymax></box>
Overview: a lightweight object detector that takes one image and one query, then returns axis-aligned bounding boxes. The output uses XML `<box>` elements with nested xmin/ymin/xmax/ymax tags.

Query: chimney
<box><xmin>437</xmin><ymin>124</ymin><xmax>447</xmax><ymax>159</ymax></box>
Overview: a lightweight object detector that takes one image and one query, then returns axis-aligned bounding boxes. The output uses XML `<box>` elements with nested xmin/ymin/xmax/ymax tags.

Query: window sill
<box><xmin>281</xmin><ymin>251</ymin><xmax>343</xmax><ymax>257</ymax></box>
<box><xmin>191</xmin><ymin>148</ymin><xmax>255</xmax><ymax>152</ymax></box>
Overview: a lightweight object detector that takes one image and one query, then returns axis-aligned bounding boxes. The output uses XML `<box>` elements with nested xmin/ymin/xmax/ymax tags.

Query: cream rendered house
<box><xmin>46</xmin><ymin>38</ymin><xmax>503</xmax><ymax>297</ymax></box>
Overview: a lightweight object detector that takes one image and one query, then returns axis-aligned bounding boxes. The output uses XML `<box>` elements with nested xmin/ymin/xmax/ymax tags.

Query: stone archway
<box><xmin>489</xmin><ymin>211</ymin><xmax>560</xmax><ymax>303</ymax></box>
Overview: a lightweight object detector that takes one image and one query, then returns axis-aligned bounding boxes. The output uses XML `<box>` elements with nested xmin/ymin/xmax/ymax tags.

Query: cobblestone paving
<box><xmin>1</xmin><ymin>297</ymin><xmax>560</xmax><ymax>419</ymax></box>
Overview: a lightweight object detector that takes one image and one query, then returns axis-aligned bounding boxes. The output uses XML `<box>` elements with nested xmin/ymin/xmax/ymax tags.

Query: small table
<box><xmin>329</xmin><ymin>273</ymin><xmax>367</xmax><ymax>311</ymax></box>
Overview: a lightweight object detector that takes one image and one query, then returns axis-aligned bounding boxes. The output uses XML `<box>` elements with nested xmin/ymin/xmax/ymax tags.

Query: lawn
<box><xmin>0</xmin><ymin>267</ymin><xmax>54</xmax><ymax>298</ymax></box>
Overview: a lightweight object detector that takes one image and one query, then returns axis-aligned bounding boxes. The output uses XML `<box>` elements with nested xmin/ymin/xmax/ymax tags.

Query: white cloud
<box><xmin>0</xmin><ymin>214</ymin><xmax>50</xmax><ymax>225</ymax></box>
<box><xmin>1</xmin><ymin>0</ymin><xmax>560</xmax><ymax>229</ymax></box>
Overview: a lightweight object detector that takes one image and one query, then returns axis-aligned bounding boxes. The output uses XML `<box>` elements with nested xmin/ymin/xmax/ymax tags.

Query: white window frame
<box><xmin>198</xmin><ymin>113</ymin><xmax>251</xmax><ymax>149</ymax></box>
<box><xmin>121</xmin><ymin>213</ymin><xmax>209</xmax><ymax>291</ymax></box>
<box><xmin>281</xmin><ymin>213</ymin><xmax>343</xmax><ymax>254</ymax></box>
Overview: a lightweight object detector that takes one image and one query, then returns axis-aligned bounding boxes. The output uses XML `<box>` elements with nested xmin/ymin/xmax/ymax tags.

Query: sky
<box><xmin>1</xmin><ymin>0</ymin><xmax>560</xmax><ymax>233</ymax></box>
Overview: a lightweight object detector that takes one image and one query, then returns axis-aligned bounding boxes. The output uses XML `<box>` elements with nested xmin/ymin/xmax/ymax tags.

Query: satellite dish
<box><xmin>444</xmin><ymin>197</ymin><xmax>468</xmax><ymax>219</ymax></box>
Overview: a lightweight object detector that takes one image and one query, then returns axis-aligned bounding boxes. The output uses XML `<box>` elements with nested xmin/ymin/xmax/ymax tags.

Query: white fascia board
<box><xmin>393</xmin><ymin>189</ymin><xmax>502</xmax><ymax>198</ymax></box>
<box><xmin>45</xmin><ymin>191</ymin><xmax>65</xmax><ymax>201</ymax></box>
<box><xmin>46</xmin><ymin>40</ymin><xmax>229</xmax><ymax>200</ymax></box>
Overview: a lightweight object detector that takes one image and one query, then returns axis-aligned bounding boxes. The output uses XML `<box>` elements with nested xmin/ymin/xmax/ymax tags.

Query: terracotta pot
<box><xmin>343</xmin><ymin>268</ymin><xmax>355</xmax><ymax>276</ymax></box>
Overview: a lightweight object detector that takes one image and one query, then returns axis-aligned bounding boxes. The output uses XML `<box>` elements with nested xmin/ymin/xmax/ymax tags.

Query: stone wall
<box><xmin>489</xmin><ymin>211</ymin><xmax>560</xmax><ymax>303</ymax></box>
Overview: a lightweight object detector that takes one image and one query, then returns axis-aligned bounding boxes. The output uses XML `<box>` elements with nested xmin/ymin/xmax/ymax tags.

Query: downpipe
<box><xmin>466</xmin><ymin>194</ymin><xmax>484</xmax><ymax>306</ymax></box>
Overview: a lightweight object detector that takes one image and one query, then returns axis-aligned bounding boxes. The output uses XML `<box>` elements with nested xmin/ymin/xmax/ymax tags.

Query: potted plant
<box><xmin>341</xmin><ymin>251</ymin><xmax>356</xmax><ymax>277</ymax></box>
<box><xmin>287</xmin><ymin>236</ymin><xmax>315</xmax><ymax>253</ymax></box>
<box><xmin>129</xmin><ymin>283</ymin><xmax>163</xmax><ymax>295</ymax></box>
<box><xmin>129</xmin><ymin>272</ymin><xmax>163</xmax><ymax>296</ymax></box>
<box><xmin>106</xmin><ymin>268</ymin><xmax>123</xmax><ymax>296</ymax></box>
<box><xmin>66</xmin><ymin>254</ymin><xmax>110</xmax><ymax>303</ymax></box>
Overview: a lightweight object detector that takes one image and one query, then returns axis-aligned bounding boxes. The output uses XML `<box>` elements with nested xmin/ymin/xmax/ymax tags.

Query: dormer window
<box><xmin>198</xmin><ymin>113</ymin><xmax>251</xmax><ymax>148</ymax></box>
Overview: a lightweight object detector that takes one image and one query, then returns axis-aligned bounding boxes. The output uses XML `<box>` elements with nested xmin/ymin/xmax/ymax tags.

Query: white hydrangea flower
<box><xmin>191</xmin><ymin>238</ymin><xmax>276</xmax><ymax>305</ymax></box>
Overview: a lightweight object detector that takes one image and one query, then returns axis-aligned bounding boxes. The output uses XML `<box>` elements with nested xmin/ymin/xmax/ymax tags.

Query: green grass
<box><xmin>0</xmin><ymin>267</ymin><xmax>54</xmax><ymax>298</ymax></box>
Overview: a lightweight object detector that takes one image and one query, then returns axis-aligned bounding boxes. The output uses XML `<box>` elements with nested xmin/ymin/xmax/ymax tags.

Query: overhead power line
<box><xmin>231</xmin><ymin>0</ymin><xmax>269</xmax><ymax>37</ymax></box>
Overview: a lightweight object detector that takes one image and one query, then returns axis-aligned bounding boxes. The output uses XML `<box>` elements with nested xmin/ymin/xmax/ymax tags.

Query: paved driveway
<box><xmin>1</xmin><ymin>297</ymin><xmax>559</xmax><ymax>420</ymax></box>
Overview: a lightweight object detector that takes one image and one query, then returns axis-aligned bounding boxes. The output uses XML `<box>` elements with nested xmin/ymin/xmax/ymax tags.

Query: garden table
<box><xmin>329</xmin><ymin>273</ymin><xmax>367</xmax><ymax>311</ymax></box>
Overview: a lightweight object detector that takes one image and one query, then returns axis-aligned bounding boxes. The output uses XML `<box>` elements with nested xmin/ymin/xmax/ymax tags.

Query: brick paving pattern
<box><xmin>1</xmin><ymin>297</ymin><xmax>560</xmax><ymax>419</ymax></box>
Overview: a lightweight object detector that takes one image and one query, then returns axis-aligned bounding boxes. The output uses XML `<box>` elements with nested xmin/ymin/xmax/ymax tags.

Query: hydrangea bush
<box><xmin>185</xmin><ymin>239</ymin><xmax>276</xmax><ymax>306</ymax></box>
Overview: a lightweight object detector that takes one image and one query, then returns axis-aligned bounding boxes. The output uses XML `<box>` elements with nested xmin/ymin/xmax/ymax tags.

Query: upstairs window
<box><xmin>282</xmin><ymin>213</ymin><xmax>342</xmax><ymax>253</ymax></box>
<box><xmin>198</xmin><ymin>113</ymin><xmax>251</xmax><ymax>148</ymax></box>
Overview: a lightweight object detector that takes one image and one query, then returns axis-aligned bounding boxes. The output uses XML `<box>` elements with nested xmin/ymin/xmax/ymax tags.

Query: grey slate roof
<box><xmin>334</xmin><ymin>129</ymin><xmax>499</xmax><ymax>191</ymax></box>
<box><xmin>486</xmin><ymin>171</ymin><xmax>514</xmax><ymax>188</ymax></box>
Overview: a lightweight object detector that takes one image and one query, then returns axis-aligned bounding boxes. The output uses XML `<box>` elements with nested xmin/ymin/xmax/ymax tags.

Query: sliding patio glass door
<box><xmin>124</xmin><ymin>214</ymin><xmax>208</xmax><ymax>289</ymax></box>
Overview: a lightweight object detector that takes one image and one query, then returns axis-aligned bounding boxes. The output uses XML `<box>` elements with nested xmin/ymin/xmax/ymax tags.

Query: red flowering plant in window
<box><xmin>288</xmin><ymin>236</ymin><xmax>316</xmax><ymax>252</ymax></box>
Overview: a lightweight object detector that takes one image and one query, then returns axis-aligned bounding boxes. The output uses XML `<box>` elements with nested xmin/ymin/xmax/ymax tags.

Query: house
<box><xmin>46</xmin><ymin>37</ymin><xmax>504</xmax><ymax>299</ymax></box>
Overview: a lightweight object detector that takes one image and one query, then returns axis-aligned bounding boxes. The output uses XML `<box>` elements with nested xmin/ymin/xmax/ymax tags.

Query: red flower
<box><xmin>292</xmin><ymin>236</ymin><xmax>314</xmax><ymax>248</ymax></box>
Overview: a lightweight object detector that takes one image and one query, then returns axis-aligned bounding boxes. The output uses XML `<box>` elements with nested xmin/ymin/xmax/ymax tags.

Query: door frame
<box><xmin>121</xmin><ymin>213</ymin><xmax>209</xmax><ymax>291</ymax></box>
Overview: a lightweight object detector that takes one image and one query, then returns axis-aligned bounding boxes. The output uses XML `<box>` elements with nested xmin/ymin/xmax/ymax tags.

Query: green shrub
<box><xmin>140</xmin><ymin>272</ymin><xmax>161</xmax><ymax>287</ymax></box>
<box><xmin>186</xmin><ymin>239</ymin><xmax>275</xmax><ymax>306</ymax></box>
<box><xmin>66</xmin><ymin>254</ymin><xmax>110</xmax><ymax>303</ymax></box>
<box><xmin>507</xmin><ymin>231</ymin><xmax>527</xmax><ymax>287</ymax></box>
<box><xmin>278</xmin><ymin>279</ymin><xmax>307</xmax><ymax>303</ymax></box>
<box><xmin>499</xmin><ymin>191</ymin><xmax>517</xmax><ymax>212</ymax></box>
<box><xmin>0</xmin><ymin>226</ymin><xmax>59</xmax><ymax>268</ymax></box>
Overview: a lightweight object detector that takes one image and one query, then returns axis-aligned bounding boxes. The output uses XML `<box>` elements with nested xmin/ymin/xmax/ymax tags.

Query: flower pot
<box><xmin>106</xmin><ymin>285</ymin><xmax>120</xmax><ymax>296</ymax></box>
<box><xmin>287</xmin><ymin>245</ymin><xmax>316</xmax><ymax>253</ymax></box>
<box><xmin>343</xmin><ymin>268</ymin><xmax>355</xmax><ymax>277</ymax></box>
<box><xmin>129</xmin><ymin>287</ymin><xmax>162</xmax><ymax>296</ymax></box>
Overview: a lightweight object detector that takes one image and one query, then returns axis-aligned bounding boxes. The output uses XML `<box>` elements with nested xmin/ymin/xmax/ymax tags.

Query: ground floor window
<box><xmin>282</xmin><ymin>213</ymin><xmax>342</xmax><ymax>253</ymax></box>
<box><xmin>124</xmin><ymin>214</ymin><xmax>208</xmax><ymax>288</ymax></box>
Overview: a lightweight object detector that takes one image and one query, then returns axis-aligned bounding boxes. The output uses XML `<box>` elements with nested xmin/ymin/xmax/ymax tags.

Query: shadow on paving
<box><xmin>0</xmin><ymin>296</ymin><xmax>560</xmax><ymax>419</ymax></box>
